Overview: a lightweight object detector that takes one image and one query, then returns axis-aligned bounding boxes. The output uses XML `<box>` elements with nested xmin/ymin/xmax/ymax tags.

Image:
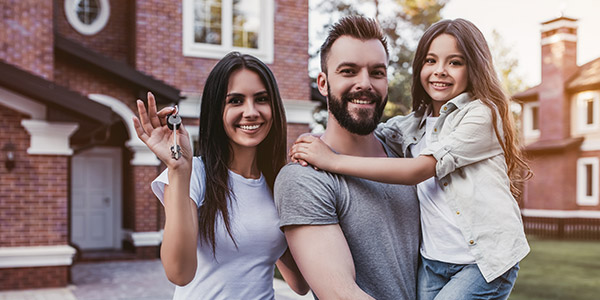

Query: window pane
<box><xmin>232</xmin><ymin>0</ymin><xmax>260</xmax><ymax>49</ymax></box>
<box><xmin>586</xmin><ymin>164</ymin><xmax>593</xmax><ymax>197</ymax></box>
<box><xmin>531</xmin><ymin>106</ymin><xmax>539</xmax><ymax>130</ymax></box>
<box><xmin>76</xmin><ymin>0</ymin><xmax>100</xmax><ymax>25</ymax></box>
<box><xmin>194</xmin><ymin>0</ymin><xmax>222</xmax><ymax>45</ymax></box>
<box><xmin>586</xmin><ymin>99</ymin><xmax>594</xmax><ymax>125</ymax></box>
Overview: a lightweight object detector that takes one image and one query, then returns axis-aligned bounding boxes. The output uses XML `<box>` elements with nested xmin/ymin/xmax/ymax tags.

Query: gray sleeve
<box><xmin>274</xmin><ymin>164</ymin><xmax>340</xmax><ymax>228</ymax></box>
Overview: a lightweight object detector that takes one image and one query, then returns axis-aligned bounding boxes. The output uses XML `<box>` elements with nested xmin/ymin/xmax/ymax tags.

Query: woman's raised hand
<box><xmin>132</xmin><ymin>92</ymin><xmax>192</xmax><ymax>170</ymax></box>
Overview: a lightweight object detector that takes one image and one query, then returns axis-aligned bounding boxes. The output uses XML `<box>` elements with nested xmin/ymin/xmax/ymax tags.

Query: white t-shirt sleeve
<box><xmin>150</xmin><ymin>157</ymin><xmax>206</xmax><ymax>208</ymax></box>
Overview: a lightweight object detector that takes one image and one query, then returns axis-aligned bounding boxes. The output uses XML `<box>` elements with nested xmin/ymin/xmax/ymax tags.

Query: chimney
<box><xmin>539</xmin><ymin>16</ymin><xmax>578</xmax><ymax>140</ymax></box>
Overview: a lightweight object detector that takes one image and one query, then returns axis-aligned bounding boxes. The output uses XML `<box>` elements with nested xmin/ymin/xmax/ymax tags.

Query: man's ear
<box><xmin>317</xmin><ymin>72</ymin><xmax>328</xmax><ymax>97</ymax></box>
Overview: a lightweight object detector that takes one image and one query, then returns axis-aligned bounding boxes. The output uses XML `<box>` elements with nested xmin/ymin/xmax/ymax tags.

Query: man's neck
<box><xmin>321</xmin><ymin>118</ymin><xmax>387</xmax><ymax>158</ymax></box>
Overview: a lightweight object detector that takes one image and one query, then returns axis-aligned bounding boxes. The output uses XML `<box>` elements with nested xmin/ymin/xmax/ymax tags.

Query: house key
<box><xmin>167</xmin><ymin>106</ymin><xmax>182</xmax><ymax>160</ymax></box>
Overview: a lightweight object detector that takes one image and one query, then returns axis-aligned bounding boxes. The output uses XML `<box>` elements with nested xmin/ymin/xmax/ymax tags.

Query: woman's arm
<box><xmin>291</xmin><ymin>135</ymin><xmax>436</xmax><ymax>185</ymax></box>
<box><xmin>276</xmin><ymin>249</ymin><xmax>310</xmax><ymax>295</ymax></box>
<box><xmin>133</xmin><ymin>92</ymin><xmax>198</xmax><ymax>286</ymax></box>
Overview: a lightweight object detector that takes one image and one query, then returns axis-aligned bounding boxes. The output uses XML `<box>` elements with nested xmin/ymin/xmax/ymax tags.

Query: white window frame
<box><xmin>182</xmin><ymin>0</ymin><xmax>274</xmax><ymax>63</ymax></box>
<box><xmin>576</xmin><ymin>91</ymin><xmax>600</xmax><ymax>133</ymax></box>
<box><xmin>523</xmin><ymin>102</ymin><xmax>540</xmax><ymax>139</ymax></box>
<box><xmin>64</xmin><ymin>0</ymin><xmax>110</xmax><ymax>36</ymax></box>
<box><xmin>577</xmin><ymin>157</ymin><xmax>599</xmax><ymax>206</ymax></box>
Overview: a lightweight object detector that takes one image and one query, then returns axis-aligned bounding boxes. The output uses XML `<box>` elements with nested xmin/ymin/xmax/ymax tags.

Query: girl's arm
<box><xmin>276</xmin><ymin>249</ymin><xmax>310</xmax><ymax>295</ymax></box>
<box><xmin>133</xmin><ymin>92</ymin><xmax>198</xmax><ymax>286</ymax></box>
<box><xmin>291</xmin><ymin>135</ymin><xmax>437</xmax><ymax>185</ymax></box>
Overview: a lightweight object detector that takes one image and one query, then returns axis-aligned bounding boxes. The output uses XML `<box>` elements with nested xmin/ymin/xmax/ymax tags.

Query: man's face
<box><xmin>319</xmin><ymin>36</ymin><xmax>388</xmax><ymax>135</ymax></box>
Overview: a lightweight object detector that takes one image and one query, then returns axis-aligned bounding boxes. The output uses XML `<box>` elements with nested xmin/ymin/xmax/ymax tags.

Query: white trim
<box><xmin>541</xmin><ymin>33</ymin><xmax>577</xmax><ymax>45</ymax></box>
<box><xmin>0</xmin><ymin>87</ymin><xmax>46</xmax><ymax>119</ymax></box>
<box><xmin>182</xmin><ymin>0</ymin><xmax>274</xmax><ymax>63</ymax></box>
<box><xmin>0</xmin><ymin>245</ymin><xmax>76</xmax><ymax>268</ymax></box>
<box><xmin>575</xmin><ymin>91</ymin><xmax>600</xmax><ymax>133</ymax></box>
<box><xmin>21</xmin><ymin>120</ymin><xmax>79</xmax><ymax>155</ymax></box>
<box><xmin>541</xmin><ymin>19</ymin><xmax>578</xmax><ymax>32</ymax></box>
<box><xmin>522</xmin><ymin>209</ymin><xmax>600</xmax><ymax>219</ymax></box>
<box><xmin>283</xmin><ymin>99</ymin><xmax>321</xmax><ymax>125</ymax></box>
<box><xmin>577</xmin><ymin>157</ymin><xmax>599</xmax><ymax>206</ymax></box>
<box><xmin>88</xmin><ymin>94</ymin><xmax>161</xmax><ymax>166</ymax></box>
<box><xmin>581</xmin><ymin>140</ymin><xmax>600</xmax><ymax>151</ymax></box>
<box><xmin>178</xmin><ymin>94</ymin><xmax>201</xmax><ymax>118</ymax></box>
<box><xmin>123</xmin><ymin>230</ymin><xmax>163</xmax><ymax>247</ymax></box>
<box><xmin>64</xmin><ymin>0</ymin><xmax>110</xmax><ymax>35</ymax></box>
<box><xmin>522</xmin><ymin>102</ymin><xmax>540</xmax><ymax>139</ymax></box>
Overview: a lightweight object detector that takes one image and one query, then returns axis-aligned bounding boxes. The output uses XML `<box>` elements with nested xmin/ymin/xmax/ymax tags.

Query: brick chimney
<box><xmin>539</xmin><ymin>16</ymin><xmax>578</xmax><ymax>140</ymax></box>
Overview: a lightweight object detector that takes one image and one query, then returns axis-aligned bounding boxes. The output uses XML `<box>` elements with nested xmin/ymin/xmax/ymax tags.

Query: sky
<box><xmin>309</xmin><ymin>0</ymin><xmax>600</xmax><ymax>87</ymax></box>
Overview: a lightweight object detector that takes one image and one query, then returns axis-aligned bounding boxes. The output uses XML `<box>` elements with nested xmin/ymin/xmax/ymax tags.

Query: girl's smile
<box><xmin>420</xmin><ymin>33</ymin><xmax>468</xmax><ymax>116</ymax></box>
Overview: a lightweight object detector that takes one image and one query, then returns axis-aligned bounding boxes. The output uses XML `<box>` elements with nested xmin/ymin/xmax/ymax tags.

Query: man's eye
<box><xmin>372</xmin><ymin>70</ymin><xmax>386</xmax><ymax>77</ymax></box>
<box><xmin>340</xmin><ymin>69</ymin><xmax>355</xmax><ymax>74</ymax></box>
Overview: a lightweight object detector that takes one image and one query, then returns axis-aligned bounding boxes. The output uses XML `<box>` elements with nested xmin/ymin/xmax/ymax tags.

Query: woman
<box><xmin>133</xmin><ymin>52</ymin><xmax>308</xmax><ymax>299</ymax></box>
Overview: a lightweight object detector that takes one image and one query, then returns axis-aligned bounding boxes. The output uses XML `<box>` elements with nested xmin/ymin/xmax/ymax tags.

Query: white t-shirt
<box><xmin>410</xmin><ymin>116</ymin><xmax>476</xmax><ymax>264</ymax></box>
<box><xmin>151</xmin><ymin>157</ymin><xmax>287</xmax><ymax>300</ymax></box>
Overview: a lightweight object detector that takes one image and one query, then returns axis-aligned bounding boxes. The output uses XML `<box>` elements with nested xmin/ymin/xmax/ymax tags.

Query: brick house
<box><xmin>0</xmin><ymin>0</ymin><xmax>315</xmax><ymax>290</ymax></box>
<box><xmin>514</xmin><ymin>15</ymin><xmax>600</xmax><ymax>225</ymax></box>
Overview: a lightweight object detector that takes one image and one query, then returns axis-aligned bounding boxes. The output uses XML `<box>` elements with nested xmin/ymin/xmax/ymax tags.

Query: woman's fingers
<box><xmin>294</xmin><ymin>134</ymin><xmax>318</xmax><ymax>145</ymax></box>
<box><xmin>132</xmin><ymin>116</ymin><xmax>149</xmax><ymax>143</ymax></box>
<box><xmin>147</xmin><ymin>92</ymin><xmax>162</xmax><ymax>128</ymax></box>
<box><xmin>136</xmin><ymin>99</ymin><xmax>156</xmax><ymax>135</ymax></box>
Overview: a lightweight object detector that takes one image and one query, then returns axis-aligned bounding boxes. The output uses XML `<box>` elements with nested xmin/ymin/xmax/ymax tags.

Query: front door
<box><xmin>71</xmin><ymin>147</ymin><xmax>122</xmax><ymax>250</ymax></box>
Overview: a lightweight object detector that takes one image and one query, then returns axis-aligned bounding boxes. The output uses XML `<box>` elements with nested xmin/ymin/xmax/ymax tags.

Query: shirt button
<box><xmin>391</xmin><ymin>134</ymin><xmax>397</xmax><ymax>139</ymax></box>
<box><xmin>434</xmin><ymin>128</ymin><xmax>437</xmax><ymax>132</ymax></box>
<box><xmin>443</xmin><ymin>182</ymin><xmax>448</xmax><ymax>187</ymax></box>
<box><xmin>443</xmin><ymin>106</ymin><xmax>447</xmax><ymax>111</ymax></box>
<box><xmin>413</xmin><ymin>137</ymin><xmax>417</xmax><ymax>141</ymax></box>
<box><xmin>456</xmin><ymin>211</ymin><xmax>460</xmax><ymax>215</ymax></box>
<box><xmin>469</xmin><ymin>240</ymin><xmax>475</xmax><ymax>245</ymax></box>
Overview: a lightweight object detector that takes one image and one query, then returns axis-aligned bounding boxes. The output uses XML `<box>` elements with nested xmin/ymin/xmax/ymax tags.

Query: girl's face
<box><xmin>420</xmin><ymin>34</ymin><xmax>468</xmax><ymax>111</ymax></box>
<box><xmin>222</xmin><ymin>68</ymin><xmax>273</xmax><ymax>153</ymax></box>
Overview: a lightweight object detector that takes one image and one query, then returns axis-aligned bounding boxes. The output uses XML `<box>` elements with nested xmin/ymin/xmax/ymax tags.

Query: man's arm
<box><xmin>284</xmin><ymin>224</ymin><xmax>375</xmax><ymax>300</ymax></box>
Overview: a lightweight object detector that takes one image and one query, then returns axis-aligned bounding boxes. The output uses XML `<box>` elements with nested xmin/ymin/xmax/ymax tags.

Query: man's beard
<box><xmin>327</xmin><ymin>85</ymin><xmax>387</xmax><ymax>135</ymax></box>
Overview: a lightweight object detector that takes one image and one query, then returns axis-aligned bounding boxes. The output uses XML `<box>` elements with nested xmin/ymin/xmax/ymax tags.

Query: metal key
<box><xmin>167</xmin><ymin>106</ymin><xmax>182</xmax><ymax>160</ymax></box>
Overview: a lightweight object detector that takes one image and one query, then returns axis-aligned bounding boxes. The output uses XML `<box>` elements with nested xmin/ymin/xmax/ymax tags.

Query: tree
<box><xmin>489</xmin><ymin>29</ymin><xmax>527</xmax><ymax>95</ymax></box>
<box><xmin>310</xmin><ymin>0</ymin><xmax>448</xmax><ymax>120</ymax></box>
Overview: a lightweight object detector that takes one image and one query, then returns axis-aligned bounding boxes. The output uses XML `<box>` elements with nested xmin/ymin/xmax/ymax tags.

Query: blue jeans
<box><xmin>417</xmin><ymin>257</ymin><xmax>519</xmax><ymax>300</ymax></box>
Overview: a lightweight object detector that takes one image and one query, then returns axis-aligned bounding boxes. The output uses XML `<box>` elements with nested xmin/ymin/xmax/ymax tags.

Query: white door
<box><xmin>71</xmin><ymin>147</ymin><xmax>122</xmax><ymax>250</ymax></box>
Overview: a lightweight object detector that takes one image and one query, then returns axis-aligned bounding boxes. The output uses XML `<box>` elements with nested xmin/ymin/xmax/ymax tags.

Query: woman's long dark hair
<box><xmin>196</xmin><ymin>52</ymin><xmax>287</xmax><ymax>254</ymax></box>
<box><xmin>411</xmin><ymin>19</ymin><xmax>532</xmax><ymax>197</ymax></box>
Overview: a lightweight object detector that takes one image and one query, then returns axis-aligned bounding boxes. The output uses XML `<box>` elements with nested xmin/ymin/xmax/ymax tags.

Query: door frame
<box><xmin>71</xmin><ymin>146</ymin><xmax>123</xmax><ymax>249</ymax></box>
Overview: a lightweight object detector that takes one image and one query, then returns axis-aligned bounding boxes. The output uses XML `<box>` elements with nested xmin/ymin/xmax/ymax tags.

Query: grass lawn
<box><xmin>509</xmin><ymin>237</ymin><xmax>600</xmax><ymax>300</ymax></box>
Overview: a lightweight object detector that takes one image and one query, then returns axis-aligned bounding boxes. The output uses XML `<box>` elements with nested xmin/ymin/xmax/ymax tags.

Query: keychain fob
<box><xmin>167</xmin><ymin>114</ymin><xmax>182</xmax><ymax>130</ymax></box>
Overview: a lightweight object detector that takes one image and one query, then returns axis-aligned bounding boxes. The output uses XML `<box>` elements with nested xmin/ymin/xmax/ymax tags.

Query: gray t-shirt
<box><xmin>274</xmin><ymin>148</ymin><xmax>420</xmax><ymax>300</ymax></box>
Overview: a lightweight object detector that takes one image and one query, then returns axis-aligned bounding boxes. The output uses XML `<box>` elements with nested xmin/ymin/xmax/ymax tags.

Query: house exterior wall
<box><xmin>0</xmin><ymin>1</ymin><xmax>54</xmax><ymax>79</ymax></box>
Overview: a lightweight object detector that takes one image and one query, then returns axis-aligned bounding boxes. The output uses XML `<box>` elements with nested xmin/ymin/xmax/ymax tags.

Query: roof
<box><xmin>0</xmin><ymin>61</ymin><xmax>116</xmax><ymax>125</ymax></box>
<box><xmin>54</xmin><ymin>34</ymin><xmax>181</xmax><ymax>105</ymax></box>
<box><xmin>567</xmin><ymin>57</ymin><xmax>600</xmax><ymax>92</ymax></box>
<box><xmin>524</xmin><ymin>137</ymin><xmax>584</xmax><ymax>153</ymax></box>
<box><xmin>513</xmin><ymin>85</ymin><xmax>540</xmax><ymax>101</ymax></box>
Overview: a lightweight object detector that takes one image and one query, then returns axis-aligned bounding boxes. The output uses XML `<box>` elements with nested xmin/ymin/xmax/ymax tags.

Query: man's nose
<box><xmin>354</xmin><ymin>69</ymin><xmax>373</xmax><ymax>91</ymax></box>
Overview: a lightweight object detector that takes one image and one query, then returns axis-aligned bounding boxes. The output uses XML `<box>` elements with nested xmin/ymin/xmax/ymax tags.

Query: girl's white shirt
<box><xmin>151</xmin><ymin>157</ymin><xmax>287</xmax><ymax>300</ymax></box>
<box><xmin>410</xmin><ymin>115</ymin><xmax>476</xmax><ymax>264</ymax></box>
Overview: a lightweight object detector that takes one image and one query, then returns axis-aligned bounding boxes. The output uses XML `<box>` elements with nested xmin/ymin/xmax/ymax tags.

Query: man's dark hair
<box><xmin>319</xmin><ymin>15</ymin><xmax>389</xmax><ymax>75</ymax></box>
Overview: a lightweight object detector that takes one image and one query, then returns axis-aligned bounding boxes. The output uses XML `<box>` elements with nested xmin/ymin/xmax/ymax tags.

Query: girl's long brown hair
<box><xmin>412</xmin><ymin>19</ymin><xmax>532</xmax><ymax>197</ymax></box>
<box><xmin>197</xmin><ymin>52</ymin><xmax>287</xmax><ymax>254</ymax></box>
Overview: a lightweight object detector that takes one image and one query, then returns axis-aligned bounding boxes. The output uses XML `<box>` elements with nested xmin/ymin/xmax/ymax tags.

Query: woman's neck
<box><xmin>228</xmin><ymin>145</ymin><xmax>260</xmax><ymax>179</ymax></box>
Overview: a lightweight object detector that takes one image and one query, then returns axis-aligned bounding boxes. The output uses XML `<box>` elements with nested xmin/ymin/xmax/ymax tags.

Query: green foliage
<box><xmin>509</xmin><ymin>238</ymin><xmax>600</xmax><ymax>300</ymax></box>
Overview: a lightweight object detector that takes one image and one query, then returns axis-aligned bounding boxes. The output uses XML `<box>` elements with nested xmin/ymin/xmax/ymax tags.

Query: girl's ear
<box><xmin>317</xmin><ymin>72</ymin><xmax>328</xmax><ymax>97</ymax></box>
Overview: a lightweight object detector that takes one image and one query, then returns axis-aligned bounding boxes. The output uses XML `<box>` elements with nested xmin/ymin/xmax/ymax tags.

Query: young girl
<box><xmin>133</xmin><ymin>52</ymin><xmax>308</xmax><ymax>299</ymax></box>
<box><xmin>291</xmin><ymin>19</ymin><xmax>531</xmax><ymax>300</ymax></box>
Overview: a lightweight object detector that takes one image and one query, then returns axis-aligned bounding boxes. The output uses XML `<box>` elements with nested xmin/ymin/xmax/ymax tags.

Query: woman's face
<box><xmin>420</xmin><ymin>34</ymin><xmax>468</xmax><ymax>111</ymax></box>
<box><xmin>222</xmin><ymin>68</ymin><xmax>273</xmax><ymax>153</ymax></box>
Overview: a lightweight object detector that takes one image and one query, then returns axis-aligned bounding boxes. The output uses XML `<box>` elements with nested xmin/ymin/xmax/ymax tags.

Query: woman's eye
<box><xmin>256</xmin><ymin>96</ymin><xmax>270</xmax><ymax>103</ymax></box>
<box><xmin>228</xmin><ymin>97</ymin><xmax>243</xmax><ymax>105</ymax></box>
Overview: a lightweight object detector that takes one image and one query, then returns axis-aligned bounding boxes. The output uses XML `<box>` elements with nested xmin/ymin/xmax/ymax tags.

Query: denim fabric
<box><xmin>417</xmin><ymin>257</ymin><xmax>519</xmax><ymax>300</ymax></box>
<box><xmin>375</xmin><ymin>93</ymin><xmax>529</xmax><ymax>282</ymax></box>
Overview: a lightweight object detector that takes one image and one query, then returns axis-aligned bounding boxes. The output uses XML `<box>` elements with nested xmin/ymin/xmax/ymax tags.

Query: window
<box><xmin>577</xmin><ymin>157</ymin><xmax>599</xmax><ymax>206</ymax></box>
<box><xmin>183</xmin><ymin>0</ymin><xmax>274</xmax><ymax>63</ymax></box>
<box><xmin>523</xmin><ymin>102</ymin><xmax>540</xmax><ymax>139</ymax></box>
<box><xmin>577</xmin><ymin>92</ymin><xmax>600</xmax><ymax>132</ymax></box>
<box><xmin>64</xmin><ymin>0</ymin><xmax>110</xmax><ymax>35</ymax></box>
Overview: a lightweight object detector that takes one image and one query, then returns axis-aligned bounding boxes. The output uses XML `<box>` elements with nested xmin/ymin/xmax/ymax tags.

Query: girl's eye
<box><xmin>450</xmin><ymin>60</ymin><xmax>464</xmax><ymax>66</ymax></box>
<box><xmin>425</xmin><ymin>58</ymin><xmax>436</xmax><ymax>64</ymax></box>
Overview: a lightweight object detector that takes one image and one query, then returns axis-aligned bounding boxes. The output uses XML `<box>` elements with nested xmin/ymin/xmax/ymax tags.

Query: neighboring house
<box><xmin>0</xmin><ymin>0</ymin><xmax>315</xmax><ymax>290</ymax></box>
<box><xmin>514</xmin><ymin>15</ymin><xmax>600</xmax><ymax>231</ymax></box>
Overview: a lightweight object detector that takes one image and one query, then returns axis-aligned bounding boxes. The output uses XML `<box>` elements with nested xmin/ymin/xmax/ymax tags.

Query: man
<box><xmin>274</xmin><ymin>16</ymin><xmax>420</xmax><ymax>300</ymax></box>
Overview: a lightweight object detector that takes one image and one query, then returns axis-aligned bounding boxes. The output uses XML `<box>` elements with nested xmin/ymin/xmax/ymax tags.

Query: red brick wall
<box><xmin>286</xmin><ymin>123</ymin><xmax>311</xmax><ymax>154</ymax></box>
<box><xmin>0</xmin><ymin>105</ymin><xmax>69</xmax><ymax>247</ymax></box>
<box><xmin>54</xmin><ymin>0</ymin><xmax>133</xmax><ymax>64</ymax></box>
<box><xmin>0</xmin><ymin>266</ymin><xmax>68</xmax><ymax>290</ymax></box>
<box><xmin>133</xmin><ymin>0</ymin><xmax>310</xmax><ymax>101</ymax></box>
<box><xmin>0</xmin><ymin>0</ymin><xmax>54</xmax><ymax>79</ymax></box>
<box><xmin>133</xmin><ymin>166</ymin><xmax>160</xmax><ymax>232</ymax></box>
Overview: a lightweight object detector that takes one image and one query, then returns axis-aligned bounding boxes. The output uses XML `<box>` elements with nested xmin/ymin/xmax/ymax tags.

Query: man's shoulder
<box><xmin>278</xmin><ymin>162</ymin><xmax>336</xmax><ymax>183</ymax></box>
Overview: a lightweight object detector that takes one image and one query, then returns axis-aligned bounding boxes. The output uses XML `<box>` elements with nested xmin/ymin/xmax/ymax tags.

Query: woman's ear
<box><xmin>316</xmin><ymin>72</ymin><xmax>328</xmax><ymax>97</ymax></box>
